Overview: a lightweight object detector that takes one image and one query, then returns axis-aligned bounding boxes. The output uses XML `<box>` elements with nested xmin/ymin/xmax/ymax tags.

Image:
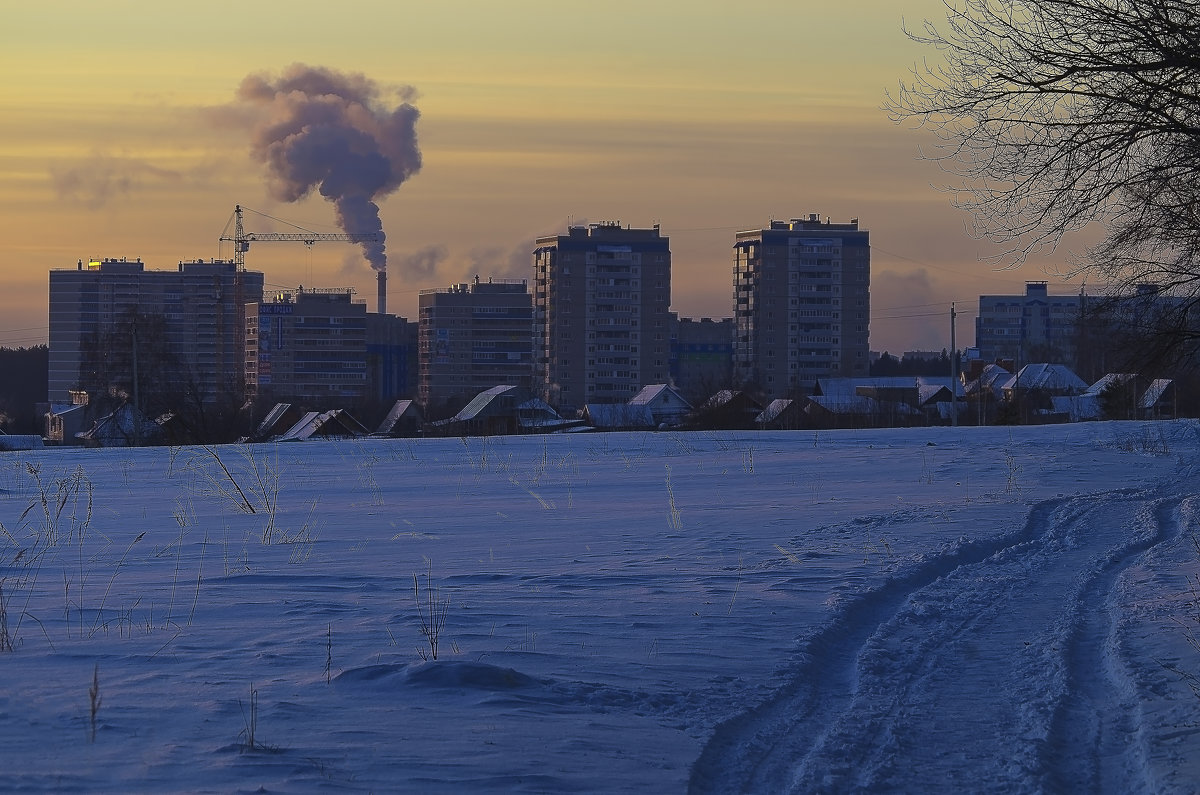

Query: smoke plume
<box><xmin>236</xmin><ymin>64</ymin><xmax>421</xmax><ymax>272</ymax></box>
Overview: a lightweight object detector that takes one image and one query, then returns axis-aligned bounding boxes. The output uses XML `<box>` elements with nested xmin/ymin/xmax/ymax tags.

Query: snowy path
<box><xmin>690</xmin><ymin>487</ymin><xmax>1195</xmax><ymax>793</ymax></box>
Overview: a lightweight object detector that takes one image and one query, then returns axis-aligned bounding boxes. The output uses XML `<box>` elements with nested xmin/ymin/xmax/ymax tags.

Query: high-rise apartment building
<box><xmin>367</xmin><ymin>312</ymin><xmax>418</xmax><ymax>405</ymax></box>
<box><xmin>533</xmin><ymin>222</ymin><xmax>672</xmax><ymax>412</ymax></box>
<box><xmin>418</xmin><ymin>278</ymin><xmax>533</xmax><ymax>414</ymax></box>
<box><xmin>48</xmin><ymin>258</ymin><xmax>265</xmax><ymax>404</ymax></box>
<box><xmin>247</xmin><ymin>288</ymin><xmax>368</xmax><ymax>406</ymax></box>
<box><xmin>975</xmin><ymin>281</ymin><xmax>1082</xmax><ymax>367</ymax></box>
<box><xmin>733</xmin><ymin>215</ymin><xmax>870</xmax><ymax>397</ymax></box>
<box><xmin>670</xmin><ymin>315</ymin><xmax>734</xmax><ymax>403</ymax></box>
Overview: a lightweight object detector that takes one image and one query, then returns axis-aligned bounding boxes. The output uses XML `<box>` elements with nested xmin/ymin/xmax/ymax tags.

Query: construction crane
<box><xmin>219</xmin><ymin>204</ymin><xmax>379</xmax><ymax>270</ymax></box>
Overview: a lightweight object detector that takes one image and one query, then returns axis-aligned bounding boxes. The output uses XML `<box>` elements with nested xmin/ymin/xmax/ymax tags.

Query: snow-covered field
<box><xmin>1</xmin><ymin>421</ymin><xmax>1198</xmax><ymax>792</ymax></box>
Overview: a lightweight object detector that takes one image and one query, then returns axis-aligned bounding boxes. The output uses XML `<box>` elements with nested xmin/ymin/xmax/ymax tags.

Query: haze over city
<box><xmin>2</xmin><ymin>1</ymin><xmax>1096</xmax><ymax>354</ymax></box>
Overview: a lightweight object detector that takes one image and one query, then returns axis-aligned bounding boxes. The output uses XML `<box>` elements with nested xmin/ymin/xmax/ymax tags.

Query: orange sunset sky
<box><xmin>1</xmin><ymin>1</ymin><xmax>1094</xmax><ymax>355</ymax></box>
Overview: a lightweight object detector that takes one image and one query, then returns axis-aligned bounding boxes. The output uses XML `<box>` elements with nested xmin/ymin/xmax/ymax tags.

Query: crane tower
<box><xmin>219</xmin><ymin>204</ymin><xmax>386</xmax><ymax>312</ymax></box>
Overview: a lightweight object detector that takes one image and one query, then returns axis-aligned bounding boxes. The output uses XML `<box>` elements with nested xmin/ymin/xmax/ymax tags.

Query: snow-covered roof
<box><xmin>963</xmin><ymin>364</ymin><xmax>1015</xmax><ymax>398</ymax></box>
<box><xmin>76</xmin><ymin>403</ymin><xmax>158</xmax><ymax>446</ymax></box>
<box><xmin>455</xmin><ymin>385</ymin><xmax>521</xmax><ymax>421</ymax></box>
<box><xmin>979</xmin><ymin>364</ymin><xmax>1015</xmax><ymax>387</ymax></box>
<box><xmin>276</xmin><ymin>410</ymin><xmax>368</xmax><ymax>441</ymax></box>
<box><xmin>516</xmin><ymin>397</ymin><xmax>559</xmax><ymax>419</ymax></box>
<box><xmin>755</xmin><ymin>398</ymin><xmax>794</xmax><ymax>426</ymax></box>
<box><xmin>255</xmin><ymin>403</ymin><xmax>295</xmax><ymax>438</ymax></box>
<box><xmin>1140</xmin><ymin>378</ymin><xmax>1173</xmax><ymax>409</ymax></box>
<box><xmin>1001</xmin><ymin>363</ymin><xmax>1088</xmax><ymax>393</ymax></box>
<box><xmin>629</xmin><ymin>384</ymin><xmax>689</xmax><ymax>409</ymax></box>
<box><xmin>375</xmin><ymin>399</ymin><xmax>422</xmax><ymax>435</ymax></box>
<box><xmin>700</xmin><ymin>389</ymin><xmax>736</xmax><ymax>409</ymax></box>
<box><xmin>1084</xmin><ymin>373</ymin><xmax>1136</xmax><ymax>396</ymax></box>
<box><xmin>918</xmin><ymin>384</ymin><xmax>953</xmax><ymax>406</ymax></box>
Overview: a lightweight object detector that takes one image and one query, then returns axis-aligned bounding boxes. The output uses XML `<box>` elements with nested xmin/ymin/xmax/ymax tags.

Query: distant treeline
<box><xmin>0</xmin><ymin>345</ymin><xmax>48</xmax><ymax>434</ymax></box>
<box><xmin>870</xmin><ymin>351</ymin><xmax>953</xmax><ymax>378</ymax></box>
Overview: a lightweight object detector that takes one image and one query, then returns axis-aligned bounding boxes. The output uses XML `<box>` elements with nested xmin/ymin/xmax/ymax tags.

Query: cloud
<box><xmin>458</xmin><ymin>241</ymin><xmax>533</xmax><ymax>282</ymax></box>
<box><xmin>871</xmin><ymin>268</ymin><xmax>954</xmax><ymax>355</ymax></box>
<box><xmin>398</xmin><ymin>245</ymin><xmax>448</xmax><ymax>279</ymax></box>
<box><xmin>50</xmin><ymin>155</ymin><xmax>182</xmax><ymax>209</ymax></box>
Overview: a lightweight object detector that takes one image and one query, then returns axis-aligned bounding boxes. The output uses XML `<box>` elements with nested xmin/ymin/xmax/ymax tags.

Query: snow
<box><xmin>1</xmin><ymin>421</ymin><xmax>1198</xmax><ymax>792</ymax></box>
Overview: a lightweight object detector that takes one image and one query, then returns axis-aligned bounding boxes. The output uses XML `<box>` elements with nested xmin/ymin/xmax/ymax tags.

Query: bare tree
<box><xmin>888</xmin><ymin>1</ymin><xmax>1200</xmax><ymax>310</ymax></box>
<box><xmin>77</xmin><ymin>309</ymin><xmax>248</xmax><ymax>444</ymax></box>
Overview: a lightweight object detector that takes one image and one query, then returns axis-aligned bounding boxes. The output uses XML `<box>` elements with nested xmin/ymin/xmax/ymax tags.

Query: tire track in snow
<box><xmin>1043</xmin><ymin>498</ymin><xmax>1187</xmax><ymax>793</ymax></box>
<box><xmin>689</xmin><ymin>488</ymin><xmax>1179</xmax><ymax>794</ymax></box>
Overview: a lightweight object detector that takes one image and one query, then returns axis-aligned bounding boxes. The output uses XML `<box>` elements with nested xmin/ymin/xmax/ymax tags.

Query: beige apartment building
<box><xmin>533</xmin><ymin>223</ymin><xmax>672</xmax><ymax>413</ymax></box>
<box><xmin>733</xmin><ymin>215</ymin><xmax>870</xmax><ymax>398</ymax></box>
<box><xmin>418</xmin><ymin>278</ymin><xmax>533</xmax><ymax>415</ymax></box>
<box><xmin>48</xmin><ymin>257</ymin><xmax>265</xmax><ymax>404</ymax></box>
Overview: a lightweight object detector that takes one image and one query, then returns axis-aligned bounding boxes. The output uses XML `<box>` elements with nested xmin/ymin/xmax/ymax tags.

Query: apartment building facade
<box><xmin>247</xmin><ymin>288</ymin><xmax>368</xmax><ymax>406</ymax></box>
<box><xmin>670</xmin><ymin>315</ymin><xmax>734</xmax><ymax>404</ymax></box>
<box><xmin>367</xmin><ymin>312</ymin><xmax>418</xmax><ymax>405</ymax></box>
<box><xmin>975</xmin><ymin>282</ymin><xmax>1083</xmax><ymax>366</ymax></box>
<box><xmin>732</xmin><ymin>215</ymin><xmax>870</xmax><ymax>398</ymax></box>
<box><xmin>48</xmin><ymin>258</ymin><xmax>265</xmax><ymax>404</ymax></box>
<box><xmin>533</xmin><ymin>222</ymin><xmax>672</xmax><ymax>413</ymax></box>
<box><xmin>418</xmin><ymin>278</ymin><xmax>533</xmax><ymax>415</ymax></box>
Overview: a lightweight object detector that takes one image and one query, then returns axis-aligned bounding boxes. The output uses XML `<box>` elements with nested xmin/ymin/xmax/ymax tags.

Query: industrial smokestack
<box><xmin>378</xmin><ymin>269</ymin><xmax>387</xmax><ymax>315</ymax></box>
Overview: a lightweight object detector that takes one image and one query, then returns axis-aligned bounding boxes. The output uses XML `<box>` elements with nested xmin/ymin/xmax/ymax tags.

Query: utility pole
<box><xmin>950</xmin><ymin>302</ymin><xmax>958</xmax><ymax>427</ymax></box>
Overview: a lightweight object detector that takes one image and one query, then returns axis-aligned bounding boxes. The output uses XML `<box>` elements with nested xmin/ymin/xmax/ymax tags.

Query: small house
<box><xmin>628</xmin><ymin>384</ymin><xmax>691</xmax><ymax>428</ymax></box>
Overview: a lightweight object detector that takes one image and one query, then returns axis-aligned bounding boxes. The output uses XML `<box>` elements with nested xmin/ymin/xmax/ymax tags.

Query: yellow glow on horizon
<box><xmin>1</xmin><ymin>0</ymin><xmax>1028</xmax><ymax>353</ymax></box>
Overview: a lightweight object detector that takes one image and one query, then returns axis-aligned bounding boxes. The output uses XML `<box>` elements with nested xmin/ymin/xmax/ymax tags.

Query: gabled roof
<box><xmin>516</xmin><ymin>396</ymin><xmax>560</xmax><ymax>420</ymax></box>
<box><xmin>978</xmin><ymin>364</ymin><xmax>1015</xmax><ymax>387</ymax></box>
<box><xmin>755</xmin><ymin>398</ymin><xmax>794</xmax><ymax>425</ymax></box>
<box><xmin>701</xmin><ymin>389</ymin><xmax>737</xmax><ymax>409</ymax></box>
<box><xmin>455</xmin><ymin>385</ymin><xmax>521</xmax><ymax>421</ymax></box>
<box><xmin>275</xmin><ymin>409</ymin><xmax>368</xmax><ymax>441</ymax></box>
<box><xmin>1084</xmin><ymin>373</ymin><xmax>1137</xmax><ymax>396</ymax></box>
<box><xmin>629</xmin><ymin>384</ymin><xmax>690</xmax><ymax>409</ymax></box>
<box><xmin>76</xmin><ymin>403</ymin><xmax>159</xmax><ymax>446</ymax></box>
<box><xmin>963</xmin><ymin>363</ymin><xmax>1014</xmax><ymax>398</ymax></box>
<box><xmin>254</xmin><ymin>403</ymin><xmax>303</xmax><ymax>441</ymax></box>
<box><xmin>1001</xmin><ymin>363</ymin><xmax>1088</xmax><ymax>393</ymax></box>
<box><xmin>918</xmin><ymin>384</ymin><xmax>954</xmax><ymax>406</ymax></box>
<box><xmin>699</xmin><ymin>389</ymin><xmax>764</xmax><ymax>411</ymax></box>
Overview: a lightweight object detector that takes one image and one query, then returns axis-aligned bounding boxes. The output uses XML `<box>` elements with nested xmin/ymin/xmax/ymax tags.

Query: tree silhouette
<box><xmin>888</xmin><ymin>0</ymin><xmax>1200</xmax><ymax>361</ymax></box>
